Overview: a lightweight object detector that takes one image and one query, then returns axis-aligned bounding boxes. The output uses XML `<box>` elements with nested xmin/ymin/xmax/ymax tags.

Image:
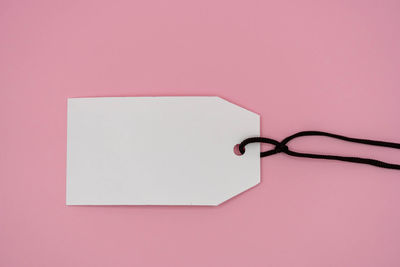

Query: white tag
<box><xmin>66</xmin><ymin>97</ymin><xmax>260</xmax><ymax>206</ymax></box>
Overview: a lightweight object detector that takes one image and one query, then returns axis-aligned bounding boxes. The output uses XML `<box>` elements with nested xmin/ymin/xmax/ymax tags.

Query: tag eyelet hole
<box><xmin>233</xmin><ymin>144</ymin><xmax>244</xmax><ymax>156</ymax></box>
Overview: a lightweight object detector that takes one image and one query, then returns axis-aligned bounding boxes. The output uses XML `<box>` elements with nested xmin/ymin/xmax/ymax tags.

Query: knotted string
<box><xmin>239</xmin><ymin>131</ymin><xmax>400</xmax><ymax>170</ymax></box>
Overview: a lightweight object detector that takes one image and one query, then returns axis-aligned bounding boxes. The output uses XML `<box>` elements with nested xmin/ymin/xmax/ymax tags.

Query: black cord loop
<box><xmin>238</xmin><ymin>131</ymin><xmax>400</xmax><ymax>170</ymax></box>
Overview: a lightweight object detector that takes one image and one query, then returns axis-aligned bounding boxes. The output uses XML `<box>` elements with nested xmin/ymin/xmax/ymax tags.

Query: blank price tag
<box><xmin>66</xmin><ymin>97</ymin><xmax>260</xmax><ymax>206</ymax></box>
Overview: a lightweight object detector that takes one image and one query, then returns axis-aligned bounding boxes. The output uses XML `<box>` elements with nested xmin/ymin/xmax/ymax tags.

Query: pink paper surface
<box><xmin>1</xmin><ymin>1</ymin><xmax>400</xmax><ymax>266</ymax></box>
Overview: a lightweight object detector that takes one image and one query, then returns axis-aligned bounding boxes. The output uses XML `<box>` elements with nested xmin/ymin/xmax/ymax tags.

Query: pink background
<box><xmin>1</xmin><ymin>0</ymin><xmax>400</xmax><ymax>266</ymax></box>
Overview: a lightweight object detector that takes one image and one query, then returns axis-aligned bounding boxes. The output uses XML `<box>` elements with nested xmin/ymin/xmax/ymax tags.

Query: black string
<box><xmin>238</xmin><ymin>131</ymin><xmax>400</xmax><ymax>170</ymax></box>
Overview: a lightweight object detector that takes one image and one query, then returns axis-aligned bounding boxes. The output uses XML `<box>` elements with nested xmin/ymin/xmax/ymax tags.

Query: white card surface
<box><xmin>66</xmin><ymin>97</ymin><xmax>260</xmax><ymax>206</ymax></box>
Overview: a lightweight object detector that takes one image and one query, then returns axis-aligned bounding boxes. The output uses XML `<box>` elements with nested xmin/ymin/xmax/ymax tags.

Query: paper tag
<box><xmin>66</xmin><ymin>97</ymin><xmax>260</xmax><ymax>206</ymax></box>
